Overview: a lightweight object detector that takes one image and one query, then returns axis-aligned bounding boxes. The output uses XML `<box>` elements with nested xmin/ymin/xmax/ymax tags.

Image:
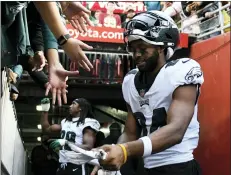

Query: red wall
<box><xmin>191</xmin><ymin>32</ymin><xmax>230</xmax><ymax>175</ymax></box>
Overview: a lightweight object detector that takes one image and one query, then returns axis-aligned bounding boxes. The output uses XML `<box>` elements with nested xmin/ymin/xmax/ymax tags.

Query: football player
<box><xmin>98</xmin><ymin>11</ymin><xmax>204</xmax><ymax>175</ymax></box>
<box><xmin>40</xmin><ymin>98</ymin><xmax>100</xmax><ymax>175</ymax></box>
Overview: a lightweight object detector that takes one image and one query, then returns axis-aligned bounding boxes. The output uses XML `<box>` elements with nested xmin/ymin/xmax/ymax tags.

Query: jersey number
<box><xmin>134</xmin><ymin>107</ymin><xmax>167</xmax><ymax>136</ymax></box>
<box><xmin>61</xmin><ymin>130</ymin><xmax>76</xmax><ymax>151</ymax></box>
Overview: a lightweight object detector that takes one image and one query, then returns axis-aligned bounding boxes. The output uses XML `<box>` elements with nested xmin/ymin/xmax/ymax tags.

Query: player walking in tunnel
<box><xmin>40</xmin><ymin>98</ymin><xmax>100</xmax><ymax>175</ymax></box>
<box><xmin>96</xmin><ymin>10</ymin><xmax>204</xmax><ymax>175</ymax></box>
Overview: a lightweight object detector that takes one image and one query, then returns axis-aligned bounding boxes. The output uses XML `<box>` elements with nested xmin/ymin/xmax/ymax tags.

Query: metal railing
<box><xmin>58</xmin><ymin>49</ymin><xmax>133</xmax><ymax>84</ymax></box>
<box><xmin>177</xmin><ymin>2</ymin><xmax>230</xmax><ymax>40</ymax></box>
<box><xmin>22</xmin><ymin>50</ymin><xmax>134</xmax><ymax>85</ymax></box>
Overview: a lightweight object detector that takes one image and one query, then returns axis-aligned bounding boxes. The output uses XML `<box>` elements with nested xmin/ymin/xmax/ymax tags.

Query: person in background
<box><xmin>144</xmin><ymin>1</ymin><xmax>161</xmax><ymax>11</ymax></box>
<box><xmin>40</xmin><ymin>98</ymin><xmax>100</xmax><ymax>175</ymax></box>
<box><xmin>31</xmin><ymin>134</ymin><xmax>59</xmax><ymax>175</ymax></box>
<box><xmin>198</xmin><ymin>2</ymin><xmax>220</xmax><ymax>39</ymax></box>
<box><xmin>99</xmin><ymin>1</ymin><xmax>121</xmax><ymax>28</ymax></box>
<box><xmin>122</xmin><ymin>6</ymin><xmax>136</xmax><ymax>28</ymax></box>
<box><xmin>103</xmin><ymin>123</ymin><xmax>121</xmax><ymax>145</ymax></box>
<box><xmin>164</xmin><ymin>2</ymin><xmax>209</xmax><ymax>35</ymax></box>
<box><xmin>90</xmin><ymin>10</ymin><xmax>102</xmax><ymax>27</ymax></box>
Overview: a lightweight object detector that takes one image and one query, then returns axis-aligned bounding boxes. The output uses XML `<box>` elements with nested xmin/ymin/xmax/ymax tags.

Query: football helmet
<box><xmin>124</xmin><ymin>10</ymin><xmax>179</xmax><ymax>51</ymax></box>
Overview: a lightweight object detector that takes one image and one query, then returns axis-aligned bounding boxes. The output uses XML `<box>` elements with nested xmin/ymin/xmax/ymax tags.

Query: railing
<box><xmin>177</xmin><ymin>2</ymin><xmax>230</xmax><ymax>40</ymax></box>
<box><xmin>22</xmin><ymin>50</ymin><xmax>133</xmax><ymax>84</ymax></box>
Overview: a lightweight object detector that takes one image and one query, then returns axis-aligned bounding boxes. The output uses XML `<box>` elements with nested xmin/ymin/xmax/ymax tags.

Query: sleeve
<box><xmin>61</xmin><ymin>119</ymin><xmax>65</xmax><ymax>127</ymax></box>
<box><xmin>28</xmin><ymin>23</ymin><xmax>44</xmax><ymax>52</ymax></box>
<box><xmin>84</xmin><ymin>118</ymin><xmax>100</xmax><ymax>132</ymax></box>
<box><xmin>167</xmin><ymin>58</ymin><xmax>204</xmax><ymax>89</ymax></box>
<box><xmin>27</xmin><ymin>2</ymin><xmax>44</xmax><ymax>52</ymax></box>
<box><xmin>122</xmin><ymin>69</ymin><xmax>138</xmax><ymax>104</ymax></box>
<box><xmin>41</xmin><ymin>20</ymin><xmax>58</xmax><ymax>51</ymax></box>
<box><xmin>122</xmin><ymin>75</ymin><xmax>130</xmax><ymax>104</ymax></box>
<box><xmin>27</xmin><ymin>70</ymin><xmax>48</xmax><ymax>90</ymax></box>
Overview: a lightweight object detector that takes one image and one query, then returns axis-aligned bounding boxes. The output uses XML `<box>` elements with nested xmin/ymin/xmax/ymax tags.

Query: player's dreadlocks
<box><xmin>66</xmin><ymin>98</ymin><xmax>95</xmax><ymax>126</ymax></box>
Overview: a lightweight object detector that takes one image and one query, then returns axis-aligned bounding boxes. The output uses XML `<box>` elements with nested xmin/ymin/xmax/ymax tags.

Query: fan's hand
<box><xmin>45</xmin><ymin>62</ymin><xmax>79</xmax><ymax>106</ymax></box>
<box><xmin>62</xmin><ymin>38</ymin><xmax>93</xmax><ymax>71</ymax></box>
<box><xmin>61</xmin><ymin>2</ymin><xmax>93</xmax><ymax>33</ymax></box>
<box><xmin>29</xmin><ymin>51</ymin><xmax>47</xmax><ymax>71</ymax></box>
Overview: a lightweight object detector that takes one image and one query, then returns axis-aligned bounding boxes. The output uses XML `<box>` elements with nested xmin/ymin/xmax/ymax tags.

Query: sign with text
<box><xmin>67</xmin><ymin>24</ymin><xmax>124</xmax><ymax>43</ymax></box>
<box><xmin>82</xmin><ymin>2</ymin><xmax>146</xmax><ymax>13</ymax></box>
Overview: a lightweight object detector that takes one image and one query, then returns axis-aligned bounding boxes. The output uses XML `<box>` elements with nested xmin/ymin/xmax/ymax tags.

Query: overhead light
<box><xmin>37</xmin><ymin>137</ymin><xmax>41</xmax><ymax>142</ymax></box>
<box><xmin>37</xmin><ymin>124</ymin><xmax>42</xmax><ymax>129</ymax></box>
<box><xmin>36</xmin><ymin>105</ymin><xmax>42</xmax><ymax>111</ymax></box>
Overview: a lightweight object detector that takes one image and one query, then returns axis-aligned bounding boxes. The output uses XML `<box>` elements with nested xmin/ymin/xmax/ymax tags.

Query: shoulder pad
<box><xmin>166</xmin><ymin>58</ymin><xmax>204</xmax><ymax>88</ymax></box>
<box><xmin>84</xmin><ymin>118</ymin><xmax>100</xmax><ymax>132</ymax></box>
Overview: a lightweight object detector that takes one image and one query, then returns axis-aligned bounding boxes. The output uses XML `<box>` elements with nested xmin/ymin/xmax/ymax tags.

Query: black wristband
<box><xmin>57</xmin><ymin>34</ymin><xmax>71</xmax><ymax>46</ymax></box>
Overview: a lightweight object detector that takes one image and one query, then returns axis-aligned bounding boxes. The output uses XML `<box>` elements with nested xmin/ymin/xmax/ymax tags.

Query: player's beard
<box><xmin>137</xmin><ymin>50</ymin><xmax>159</xmax><ymax>72</ymax></box>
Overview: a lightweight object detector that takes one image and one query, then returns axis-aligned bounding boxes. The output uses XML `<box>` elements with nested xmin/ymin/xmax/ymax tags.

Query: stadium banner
<box><xmin>82</xmin><ymin>1</ymin><xmax>146</xmax><ymax>13</ymax></box>
<box><xmin>67</xmin><ymin>24</ymin><xmax>124</xmax><ymax>43</ymax></box>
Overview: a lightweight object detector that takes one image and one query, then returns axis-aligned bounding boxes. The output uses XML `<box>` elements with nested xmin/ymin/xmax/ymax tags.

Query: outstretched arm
<box><xmin>34</xmin><ymin>2</ymin><xmax>93</xmax><ymax>71</ymax></box>
<box><xmin>41</xmin><ymin>111</ymin><xmax>61</xmax><ymax>133</ymax></box>
<box><xmin>40</xmin><ymin>98</ymin><xmax>61</xmax><ymax>133</ymax></box>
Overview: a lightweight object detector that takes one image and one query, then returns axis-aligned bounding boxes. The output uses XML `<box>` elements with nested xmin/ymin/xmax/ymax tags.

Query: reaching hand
<box><xmin>28</xmin><ymin>51</ymin><xmax>47</xmax><ymax>71</ymax></box>
<box><xmin>61</xmin><ymin>2</ymin><xmax>93</xmax><ymax>33</ymax></box>
<box><xmin>45</xmin><ymin>62</ymin><xmax>79</xmax><ymax>106</ymax></box>
<box><xmin>62</xmin><ymin>38</ymin><xmax>93</xmax><ymax>71</ymax></box>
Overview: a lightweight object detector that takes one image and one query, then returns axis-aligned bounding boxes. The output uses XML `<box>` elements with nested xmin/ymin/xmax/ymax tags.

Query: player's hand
<box><xmin>45</xmin><ymin>62</ymin><xmax>79</xmax><ymax>106</ymax></box>
<box><xmin>99</xmin><ymin>144</ymin><xmax>125</xmax><ymax>171</ymax></box>
<box><xmin>61</xmin><ymin>2</ymin><xmax>93</xmax><ymax>33</ymax></box>
<box><xmin>28</xmin><ymin>51</ymin><xmax>47</xmax><ymax>72</ymax></box>
<box><xmin>41</xmin><ymin>98</ymin><xmax>51</xmax><ymax>112</ymax></box>
<box><xmin>49</xmin><ymin>139</ymin><xmax>66</xmax><ymax>150</ymax></box>
<box><xmin>62</xmin><ymin>38</ymin><xmax>93</xmax><ymax>71</ymax></box>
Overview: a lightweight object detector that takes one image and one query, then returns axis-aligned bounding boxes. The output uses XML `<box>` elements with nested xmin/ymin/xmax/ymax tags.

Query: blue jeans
<box><xmin>12</xmin><ymin>64</ymin><xmax>23</xmax><ymax>79</ymax></box>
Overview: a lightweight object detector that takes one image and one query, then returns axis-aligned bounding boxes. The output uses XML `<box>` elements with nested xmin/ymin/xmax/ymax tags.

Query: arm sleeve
<box><xmin>167</xmin><ymin>58</ymin><xmax>204</xmax><ymax>90</ymax></box>
<box><xmin>28</xmin><ymin>70</ymin><xmax>48</xmax><ymax>90</ymax></box>
<box><xmin>27</xmin><ymin>2</ymin><xmax>44</xmax><ymax>52</ymax></box>
<box><xmin>28</xmin><ymin>23</ymin><xmax>44</xmax><ymax>52</ymax></box>
<box><xmin>84</xmin><ymin>118</ymin><xmax>100</xmax><ymax>132</ymax></box>
<box><xmin>41</xmin><ymin>20</ymin><xmax>58</xmax><ymax>51</ymax></box>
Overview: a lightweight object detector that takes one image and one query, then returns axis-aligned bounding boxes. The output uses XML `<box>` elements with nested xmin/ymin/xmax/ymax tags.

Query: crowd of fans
<box><xmin>2</xmin><ymin>1</ymin><xmax>230</xmax><ymax>103</ymax></box>
<box><xmin>87</xmin><ymin>1</ymin><xmax>230</xmax><ymax>34</ymax></box>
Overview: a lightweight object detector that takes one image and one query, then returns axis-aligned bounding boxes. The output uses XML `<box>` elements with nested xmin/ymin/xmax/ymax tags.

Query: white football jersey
<box><xmin>59</xmin><ymin>117</ymin><xmax>100</xmax><ymax>164</ymax></box>
<box><xmin>122</xmin><ymin>58</ymin><xmax>204</xmax><ymax>169</ymax></box>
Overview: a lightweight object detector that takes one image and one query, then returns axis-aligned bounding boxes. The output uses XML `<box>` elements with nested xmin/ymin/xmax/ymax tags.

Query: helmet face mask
<box><xmin>124</xmin><ymin>11</ymin><xmax>179</xmax><ymax>52</ymax></box>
